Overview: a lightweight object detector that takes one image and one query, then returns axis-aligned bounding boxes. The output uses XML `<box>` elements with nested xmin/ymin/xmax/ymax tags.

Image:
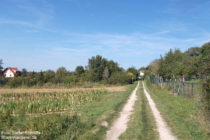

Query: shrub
<box><xmin>108</xmin><ymin>72</ymin><xmax>133</xmax><ymax>85</ymax></box>
<box><xmin>202</xmin><ymin>78</ymin><xmax>210</xmax><ymax>120</ymax></box>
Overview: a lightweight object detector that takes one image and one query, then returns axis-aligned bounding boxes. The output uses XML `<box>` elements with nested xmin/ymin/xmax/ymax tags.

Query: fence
<box><xmin>149</xmin><ymin>77</ymin><xmax>202</xmax><ymax>97</ymax></box>
<box><xmin>168</xmin><ymin>81</ymin><xmax>202</xmax><ymax>97</ymax></box>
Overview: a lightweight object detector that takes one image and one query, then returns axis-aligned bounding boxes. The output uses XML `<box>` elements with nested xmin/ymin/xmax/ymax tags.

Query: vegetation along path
<box><xmin>142</xmin><ymin>82</ymin><xmax>177</xmax><ymax>140</ymax></box>
<box><xmin>105</xmin><ymin>82</ymin><xmax>139</xmax><ymax>140</ymax></box>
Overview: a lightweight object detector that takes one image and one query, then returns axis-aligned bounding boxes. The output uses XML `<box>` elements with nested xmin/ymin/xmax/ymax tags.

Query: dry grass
<box><xmin>0</xmin><ymin>86</ymin><xmax>126</xmax><ymax>94</ymax></box>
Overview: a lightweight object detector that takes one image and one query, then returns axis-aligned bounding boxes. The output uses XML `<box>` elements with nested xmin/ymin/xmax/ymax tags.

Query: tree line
<box><xmin>145</xmin><ymin>42</ymin><xmax>210</xmax><ymax>80</ymax></box>
<box><xmin>0</xmin><ymin>55</ymin><xmax>139</xmax><ymax>87</ymax></box>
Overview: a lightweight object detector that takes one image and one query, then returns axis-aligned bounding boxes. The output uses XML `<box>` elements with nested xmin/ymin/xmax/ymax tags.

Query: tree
<box><xmin>75</xmin><ymin>66</ymin><xmax>85</xmax><ymax>76</ymax></box>
<box><xmin>107</xmin><ymin>60</ymin><xmax>122</xmax><ymax>75</ymax></box>
<box><xmin>186</xmin><ymin>47</ymin><xmax>201</xmax><ymax>57</ymax></box>
<box><xmin>103</xmin><ymin>67</ymin><xmax>109</xmax><ymax>80</ymax></box>
<box><xmin>55</xmin><ymin>67</ymin><xmax>67</xmax><ymax>83</ymax></box>
<box><xmin>88</xmin><ymin>55</ymin><xmax>107</xmax><ymax>81</ymax></box>
<box><xmin>158</xmin><ymin>49</ymin><xmax>188</xmax><ymax>79</ymax></box>
<box><xmin>127</xmin><ymin>67</ymin><xmax>139</xmax><ymax>79</ymax></box>
<box><xmin>43</xmin><ymin>70</ymin><xmax>55</xmax><ymax>82</ymax></box>
<box><xmin>21</xmin><ymin>68</ymin><xmax>27</xmax><ymax>77</ymax></box>
<box><xmin>200</xmin><ymin>42</ymin><xmax>210</xmax><ymax>78</ymax></box>
<box><xmin>0</xmin><ymin>59</ymin><xmax>3</xmax><ymax>77</ymax></box>
<box><xmin>145</xmin><ymin>59</ymin><xmax>160</xmax><ymax>77</ymax></box>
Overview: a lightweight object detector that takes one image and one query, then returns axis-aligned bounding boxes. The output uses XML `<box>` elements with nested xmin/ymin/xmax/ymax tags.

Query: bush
<box><xmin>7</xmin><ymin>77</ymin><xmax>23</xmax><ymax>88</ymax></box>
<box><xmin>108</xmin><ymin>72</ymin><xmax>133</xmax><ymax>85</ymax></box>
<box><xmin>202</xmin><ymin>79</ymin><xmax>210</xmax><ymax>120</ymax></box>
<box><xmin>0</xmin><ymin>78</ymin><xmax>8</xmax><ymax>87</ymax></box>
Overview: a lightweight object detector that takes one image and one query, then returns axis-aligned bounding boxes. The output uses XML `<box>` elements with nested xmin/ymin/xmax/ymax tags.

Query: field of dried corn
<box><xmin>0</xmin><ymin>86</ymin><xmax>125</xmax><ymax>116</ymax></box>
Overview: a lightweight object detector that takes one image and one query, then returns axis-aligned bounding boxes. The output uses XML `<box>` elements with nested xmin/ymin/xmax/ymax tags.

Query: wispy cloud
<box><xmin>38</xmin><ymin>31</ymin><xmax>210</xmax><ymax>70</ymax></box>
<box><xmin>0</xmin><ymin>0</ymin><xmax>54</xmax><ymax>32</ymax></box>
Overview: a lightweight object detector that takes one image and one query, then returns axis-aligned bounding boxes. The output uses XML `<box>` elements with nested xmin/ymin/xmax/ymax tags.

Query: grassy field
<box><xmin>0</xmin><ymin>83</ymin><xmax>136</xmax><ymax>140</ymax></box>
<box><xmin>145</xmin><ymin>80</ymin><xmax>210</xmax><ymax>140</ymax></box>
<box><xmin>120</xmin><ymin>82</ymin><xmax>158</xmax><ymax>140</ymax></box>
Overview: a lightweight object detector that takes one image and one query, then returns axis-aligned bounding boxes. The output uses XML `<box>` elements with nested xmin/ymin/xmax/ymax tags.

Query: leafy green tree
<box><xmin>107</xmin><ymin>60</ymin><xmax>122</xmax><ymax>75</ymax></box>
<box><xmin>37</xmin><ymin>71</ymin><xmax>45</xmax><ymax>85</ymax></box>
<box><xmin>88</xmin><ymin>55</ymin><xmax>107</xmax><ymax>81</ymax></box>
<box><xmin>103</xmin><ymin>67</ymin><xmax>109</xmax><ymax>80</ymax></box>
<box><xmin>200</xmin><ymin>42</ymin><xmax>210</xmax><ymax>78</ymax></box>
<box><xmin>43</xmin><ymin>70</ymin><xmax>55</xmax><ymax>83</ymax></box>
<box><xmin>127</xmin><ymin>67</ymin><xmax>139</xmax><ymax>79</ymax></box>
<box><xmin>158</xmin><ymin>49</ymin><xmax>188</xmax><ymax>79</ymax></box>
<box><xmin>186</xmin><ymin>47</ymin><xmax>201</xmax><ymax>56</ymax></box>
<box><xmin>21</xmin><ymin>68</ymin><xmax>27</xmax><ymax>77</ymax></box>
<box><xmin>145</xmin><ymin>59</ymin><xmax>160</xmax><ymax>77</ymax></box>
<box><xmin>75</xmin><ymin>66</ymin><xmax>85</xmax><ymax>76</ymax></box>
<box><xmin>55</xmin><ymin>67</ymin><xmax>67</xmax><ymax>83</ymax></box>
<box><xmin>80</xmin><ymin>71</ymin><xmax>94</xmax><ymax>82</ymax></box>
<box><xmin>0</xmin><ymin>59</ymin><xmax>3</xmax><ymax>77</ymax></box>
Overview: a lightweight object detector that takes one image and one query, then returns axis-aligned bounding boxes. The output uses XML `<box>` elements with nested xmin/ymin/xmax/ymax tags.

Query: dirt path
<box><xmin>105</xmin><ymin>82</ymin><xmax>139</xmax><ymax>140</ymax></box>
<box><xmin>143</xmin><ymin>82</ymin><xmax>177</xmax><ymax>140</ymax></box>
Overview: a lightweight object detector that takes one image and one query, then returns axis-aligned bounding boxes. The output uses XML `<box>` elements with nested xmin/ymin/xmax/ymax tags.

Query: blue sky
<box><xmin>0</xmin><ymin>0</ymin><xmax>210</xmax><ymax>71</ymax></box>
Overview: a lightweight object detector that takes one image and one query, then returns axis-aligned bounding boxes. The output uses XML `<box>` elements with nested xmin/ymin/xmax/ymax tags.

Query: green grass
<box><xmin>120</xmin><ymin>82</ymin><xmax>158</xmax><ymax>140</ymax></box>
<box><xmin>74</xmin><ymin>82</ymin><xmax>137</xmax><ymax>140</ymax></box>
<box><xmin>145</xmin><ymin>80</ymin><xmax>210</xmax><ymax>140</ymax></box>
<box><xmin>0</xmin><ymin>83</ymin><xmax>137</xmax><ymax>140</ymax></box>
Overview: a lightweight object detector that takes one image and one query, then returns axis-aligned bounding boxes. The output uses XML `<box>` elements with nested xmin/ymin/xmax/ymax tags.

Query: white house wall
<box><xmin>5</xmin><ymin>70</ymin><xmax>15</xmax><ymax>78</ymax></box>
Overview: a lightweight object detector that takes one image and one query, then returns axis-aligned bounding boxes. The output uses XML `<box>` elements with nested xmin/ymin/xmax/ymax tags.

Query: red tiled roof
<box><xmin>5</xmin><ymin>67</ymin><xmax>20</xmax><ymax>74</ymax></box>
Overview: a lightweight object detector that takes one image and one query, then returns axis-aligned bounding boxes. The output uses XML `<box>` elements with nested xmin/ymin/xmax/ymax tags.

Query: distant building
<box><xmin>137</xmin><ymin>70</ymin><xmax>145</xmax><ymax>80</ymax></box>
<box><xmin>140</xmin><ymin>71</ymin><xmax>144</xmax><ymax>77</ymax></box>
<box><xmin>4</xmin><ymin>67</ymin><xmax>20</xmax><ymax>78</ymax></box>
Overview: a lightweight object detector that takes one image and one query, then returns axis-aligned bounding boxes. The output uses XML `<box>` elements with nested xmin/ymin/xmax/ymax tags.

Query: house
<box><xmin>137</xmin><ymin>70</ymin><xmax>145</xmax><ymax>80</ymax></box>
<box><xmin>140</xmin><ymin>71</ymin><xmax>144</xmax><ymax>77</ymax></box>
<box><xmin>4</xmin><ymin>67</ymin><xmax>20</xmax><ymax>78</ymax></box>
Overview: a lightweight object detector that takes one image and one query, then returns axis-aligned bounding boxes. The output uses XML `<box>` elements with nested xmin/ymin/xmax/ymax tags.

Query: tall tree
<box><xmin>127</xmin><ymin>67</ymin><xmax>139</xmax><ymax>79</ymax></box>
<box><xmin>55</xmin><ymin>67</ymin><xmax>67</xmax><ymax>83</ymax></box>
<box><xmin>21</xmin><ymin>68</ymin><xmax>28</xmax><ymax>77</ymax></box>
<box><xmin>75</xmin><ymin>66</ymin><xmax>85</xmax><ymax>76</ymax></box>
<box><xmin>158</xmin><ymin>49</ymin><xmax>188</xmax><ymax>79</ymax></box>
<box><xmin>200</xmin><ymin>42</ymin><xmax>210</xmax><ymax>78</ymax></box>
<box><xmin>0</xmin><ymin>59</ymin><xmax>3</xmax><ymax>77</ymax></box>
<box><xmin>88</xmin><ymin>55</ymin><xmax>107</xmax><ymax>81</ymax></box>
<box><xmin>103</xmin><ymin>67</ymin><xmax>109</xmax><ymax>80</ymax></box>
<box><xmin>107</xmin><ymin>60</ymin><xmax>122</xmax><ymax>75</ymax></box>
<box><xmin>146</xmin><ymin>59</ymin><xmax>160</xmax><ymax>77</ymax></box>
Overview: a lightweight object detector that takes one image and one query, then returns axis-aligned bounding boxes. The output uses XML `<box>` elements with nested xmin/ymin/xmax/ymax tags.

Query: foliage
<box><xmin>103</xmin><ymin>67</ymin><xmax>109</xmax><ymax>80</ymax></box>
<box><xmin>88</xmin><ymin>55</ymin><xmax>123</xmax><ymax>82</ymax></box>
<box><xmin>0</xmin><ymin>59</ymin><xmax>3</xmax><ymax>77</ymax></box>
<box><xmin>145</xmin><ymin>59</ymin><xmax>160</xmax><ymax>77</ymax></box>
<box><xmin>145</xmin><ymin>42</ymin><xmax>210</xmax><ymax>80</ymax></box>
<box><xmin>0</xmin><ymin>55</ymin><xmax>135</xmax><ymax>87</ymax></box>
<box><xmin>200</xmin><ymin>43</ymin><xmax>210</xmax><ymax>78</ymax></box>
<box><xmin>75</xmin><ymin>66</ymin><xmax>85</xmax><ymax>76</ymax></box>
<box><xmin>127</xmin><ymin>67</ymin><xmax>139</xmax><ymax>79</ymax></box>
<box><xmin>108</xmin><ymin>72</ymin><xmax>133</xmax><ymax>84</ymax></box>
<box><xmin>158</xmin><ymin>49</ymin><xmax>189</xmax><ymax>78</ymax></box>
<box><xmin>88</xmin><ymin>55</ymin><xmax>108</xmax><ymax>81</ymax></box>
<box><xmin>202</xmin><ymin>78</ymin><xmax>210</xmax><ymax>121</ymax></box>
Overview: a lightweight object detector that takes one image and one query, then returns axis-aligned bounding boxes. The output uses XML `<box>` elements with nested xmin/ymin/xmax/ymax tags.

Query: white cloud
<box><xmin>34</xmin><ymin>31</ymin><xmax>209</xmax><ymax>70</ymax></box>
<box><xmin>0</xmin><ymin>0</ymin><xmax>54</xmax><ymax>32</ymax></box>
